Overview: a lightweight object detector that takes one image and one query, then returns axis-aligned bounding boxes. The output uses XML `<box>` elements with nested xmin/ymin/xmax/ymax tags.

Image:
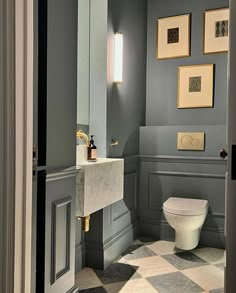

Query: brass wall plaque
<box><xmin>177</xmin><ymin>132</ymin><xmax>205</xmax><ymax>151</ymax></box>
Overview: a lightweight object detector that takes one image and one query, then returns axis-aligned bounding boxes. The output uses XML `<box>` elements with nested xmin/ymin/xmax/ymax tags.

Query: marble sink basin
<box><xmin>76</xmin><ymin>158</ymin><xmax>124</xmax><ymax>217</ymax></box>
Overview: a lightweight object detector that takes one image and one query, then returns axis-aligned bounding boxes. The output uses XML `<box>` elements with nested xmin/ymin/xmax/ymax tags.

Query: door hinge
<box><xmin>33</xmin><ymin>145</ymin><xmax>38</xmax><ymax>179</ymax></box>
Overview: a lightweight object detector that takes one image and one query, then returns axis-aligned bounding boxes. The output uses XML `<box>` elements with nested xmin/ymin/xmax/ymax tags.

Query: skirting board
<box><xmin>75</xmin><ymin>243</ymin><xmax>84</xmax><ymax>273</ymax></box>
<box><xmin>139</xmin><ymin>221</ymin><xmax>225</xmax><ymax>249</ymax></box>
<box><xmin>67</xmin><ymin>285</ymin><xmax>78</xmax><ymax>293</ymax></box>
<box><xmin>85</xmin><ymin>222</ymin><xmax>138</xmax><ymax>270</ymax></box>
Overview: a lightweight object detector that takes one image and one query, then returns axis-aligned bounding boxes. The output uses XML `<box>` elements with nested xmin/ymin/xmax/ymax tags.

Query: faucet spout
<box><xmin>77</xmin><ymin>130</ymin><xmax>89</xmax><ymax>147</ymax></box>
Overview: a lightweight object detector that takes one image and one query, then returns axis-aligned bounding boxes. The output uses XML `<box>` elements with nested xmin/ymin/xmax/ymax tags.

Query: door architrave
<box><xmin>0</xmin><ymin>0</ymin><xmax>34</xmax><ymax>292</ymax></box>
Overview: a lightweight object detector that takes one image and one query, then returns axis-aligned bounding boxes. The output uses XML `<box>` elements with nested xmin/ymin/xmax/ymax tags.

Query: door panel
<box><xmin>52</xmin><ymin>197</ymin><xmax>71</xmax><ymax>283</ymax></box>
<box><xmin>36</xmin><ymin>172</ymin><xmax>77</xmax><ymax>293</ymax></box>
<box><xmin>44</xmin><ymin>174</ymin><xmax>77</xmax><ymax>293</ymax></box>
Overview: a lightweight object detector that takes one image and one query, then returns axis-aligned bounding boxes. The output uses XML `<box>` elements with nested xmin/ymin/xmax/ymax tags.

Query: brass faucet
<box><xmin>76</xmin><ymin>130</ymin><xmax>89</xmax><ymax>147</ymax></box>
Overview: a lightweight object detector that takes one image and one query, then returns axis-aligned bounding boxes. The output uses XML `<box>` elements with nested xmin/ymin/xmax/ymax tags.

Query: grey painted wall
<box><xmin>140</xmin><ymin>125</ymin><xmax>227</xmax><ymax>157</ymax></box>
<box><xmin>75</xmin><ymin>0</ymin><xmax>147</xmax><ymax>271</ymax></box>
<box><xmin>107</xmin><ymin>0</ymin><xmax>147</xmax><ymax>157</ymax></box>
<box><xmin>139</xmin><ymin>126</ymin><xmax>227</xmax><ymax>248</ymax></box>
<box><xmin>75</xmin><ymin>0</ymin><xmax>229</xmax><ymax>272</ymax></box>
<box><xmin>139</xmin><ymin>0</ymin><xmax>229</xmax><ymax>248</ymax></box>
<box><xmin>146</xmin><ymin>0</ymin><xmax>228</xmax><ymax>126</ymax></box>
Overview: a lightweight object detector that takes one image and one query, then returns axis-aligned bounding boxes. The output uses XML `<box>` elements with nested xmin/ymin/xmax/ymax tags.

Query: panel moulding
<box><xmin>147</xmin><ymin>170</ymin><xmax>225</xmax><ymax>210</ymax></box>
<box><xmin>140</xmin><ymin>155</ymin><xmax>227</xmax><ymax>165</ymax></box>
<box><xmin>111</xmin><ymin>171</ymin><xmax>138</xmax><ymax>223</ymax></box>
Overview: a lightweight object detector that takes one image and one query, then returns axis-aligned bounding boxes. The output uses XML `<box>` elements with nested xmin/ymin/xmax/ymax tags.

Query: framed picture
<box><xmin>156</xmin><ymin>14</ymin><xmax>191</xmax><ymax>60</ymax></box>
<box><xmin>204</xmin><ymin>8</ymin><xmax>229</xmax><ymax>54</ymax></box>
<box><xmin>177</xmin><ymin>64</ymin><xmax>214</xmax><ymax>109</ymax></box>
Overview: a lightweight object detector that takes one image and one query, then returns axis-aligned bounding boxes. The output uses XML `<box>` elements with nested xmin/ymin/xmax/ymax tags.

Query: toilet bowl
<box><xmin>163</xmin><ymin>197</ymin><xmax>208</xmax><ymax>250</ymax></box>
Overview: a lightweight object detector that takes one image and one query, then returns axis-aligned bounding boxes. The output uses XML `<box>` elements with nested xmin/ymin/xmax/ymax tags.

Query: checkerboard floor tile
<box><xmin>127</xmin><ymin>255</ymin><xmax>178</xmax><ymax>278</ymax></box>
<box><xmin>121</xmin><ymin>244</ymin><xmax>156</xmax><ymax>261</ymax></box>
<box><xmin>147</xmin><ymin>271</ymin><xmax>204</xmax><ymax>293</ymax></box>
<box><xmin>182</xmin><ymin>265</ymin><xmax>224</xmax><ymax>291</ymax></box>
<box><xmin>75</xmin><ymin>239</ymin><xmax>225</xmax><ymax>293</ymax></box>
<box><xmin>162</xmin><ymin>251</ymin><xmax>207</xmax><ymax>270</ymax></box>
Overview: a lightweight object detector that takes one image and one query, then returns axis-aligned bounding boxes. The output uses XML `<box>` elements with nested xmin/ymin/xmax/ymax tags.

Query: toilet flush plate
<box><xmin>177</xmin><ymin>132</ymin><xmax>205</xmax><ymax>151</ymax></box>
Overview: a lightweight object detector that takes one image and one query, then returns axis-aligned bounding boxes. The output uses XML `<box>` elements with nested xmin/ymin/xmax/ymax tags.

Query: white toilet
<box><xmin>163</xmin><ymin>197</ymin><xmax>209</xmax><ymax>250</ymax></box>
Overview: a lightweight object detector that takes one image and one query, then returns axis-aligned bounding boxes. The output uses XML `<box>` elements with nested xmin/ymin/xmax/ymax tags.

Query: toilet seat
<box><xmin>163</xmin><ymin>197</ymin><xmax>208</xmax><ymax>216</ymax></box>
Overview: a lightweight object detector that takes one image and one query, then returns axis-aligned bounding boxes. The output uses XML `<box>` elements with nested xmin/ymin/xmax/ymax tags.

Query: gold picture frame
<box><xmin>177</xmin><ymin>64</ymin><xmax>214</xmax><ymax>109</ymax></box>
<box><xmin>204</xmin><ymin>7</ymin><xmax>229</xmax><ymax>54</ymax></box>
<box><xmin>156</xmin><ymin>14</ymin><xmax>191</xmax><ymax>60</ymax></box>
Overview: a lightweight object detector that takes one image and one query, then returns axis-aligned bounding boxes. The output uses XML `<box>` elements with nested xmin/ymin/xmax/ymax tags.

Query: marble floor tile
<box><xmin>147</xmin><ymin>271</ymin><xmax>204</xmax><ymax>293</ymax></box>
<box><xmin>215</xmin><ymin>263</ymin><xmax>225</xmax><ymax>271</ymax></box>
<box><xmin>210</xmin><ymin>289</ymin><xmax>224</xmax><ymax>293</ymax></box>
<box><xmin>75</xmin><ymin>241</ymin><xmax>225</xmax><ymax>293</ymax></box>
<box><xmin>94</xmin><ymin>262</ymin><xmax>140</xmax><ymax>284</ymax></box>
<box><xmin>133</xmin><ymin>239</ymin><xmax>144</xmax><ymax>245</ymax></box>
<box><xmin>78</xmin><ymin>287</ymin><xmax>107</xmax><ymax>293</ymax></box>
<box><xmin>114</xmin><ymin>255</ymin><xmax>129</xmax><ymax>264</ymax></box>
<box><xmin>162</xmin><ymin>251</ymin><xmax>207</xmax><ymax>270</ymax></box>
<box><xmin>147</xmin><ymin>240</ymin><xmax>181</xmax><ymax>255</ymax></box>
<box><xmin>192</xmin><ymin>247</ymin><xmax>225</xmax><ymax>265</ymax></box>
<box><xmin>119</xmin><ymin>278</ymin><xmax>158</xmax><ymax>293</ymax></box>
<box><xmin>121</xmin><ymin>244</ymin><xmax>156</xmax><ymax>261</ymax></box>
<box><xmin>104</xmin><ymin>279</ymin><xmax>158</xmax><ymax>293</ymax></box>
<box><xmin>103</xmin><ymin>281</ymin><xmax>126</xmax><ymax>293</ymax></box>
<box><xmin>127</xmin><ymin>255</ymin><xmax>178</xmax><ymax>278</ymax></box>
<box><xmin>75</xmin><ymin>267</ymin><xmax>103</xmax><ymax>290</ymax></box>
<box><xmin>182</xmin><ymin>265</ymin><xmax>224</xmax><ymax>291</ymax></box>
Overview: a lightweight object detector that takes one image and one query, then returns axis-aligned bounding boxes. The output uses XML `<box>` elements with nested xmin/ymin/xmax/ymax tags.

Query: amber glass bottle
<box><xmin>87</xmin><ymin>135</ymin><xmax>97</xmax><ymax>161</ymax></box>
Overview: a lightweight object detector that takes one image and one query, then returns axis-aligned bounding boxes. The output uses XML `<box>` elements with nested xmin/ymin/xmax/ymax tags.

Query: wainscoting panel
<box><xmin>37</xmin><ymin>169</ymin><xmax>77</xmax><ymax>293</ymax></box>
<box><xmin>104</xmin><ymin>156</ymin><xmax>139</xmax><ymax>240</ymax></box>
<box><xmin>148</xmin><ymin>171</ymin><xmax>225</xmax><ymax>212</ymax></box>
<box><xmin>139</xmin><ymin>154</ymin><xmax>227</xmax><ymax>248</ymax></box>
<box><xmin>75</xmin><ymin>219</ymin><xmax>84</xmax><ymax>273</ymax></box>
<box><xmin>111</xmin><ymin>171</ymin><xmax>137</xmax><ymax>223</ymax></box>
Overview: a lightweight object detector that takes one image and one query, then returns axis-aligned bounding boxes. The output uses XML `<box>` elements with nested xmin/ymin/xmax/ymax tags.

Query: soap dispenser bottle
<box><xmin>87</xmin><ymin>135</ymin><xmax>97</xmax><ymax>161</ymax></box>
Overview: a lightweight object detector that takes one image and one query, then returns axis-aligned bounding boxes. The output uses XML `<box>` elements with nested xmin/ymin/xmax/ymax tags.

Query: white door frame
<box><xmin>0</xmin><ymin>0</ymin><xmax>34</xmax><ymax>292</ymax></box>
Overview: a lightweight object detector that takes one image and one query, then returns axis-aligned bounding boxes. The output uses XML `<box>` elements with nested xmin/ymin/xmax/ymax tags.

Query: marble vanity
<box><xmin>76</xmin><ymin>158</ymin><xmax>124</xmax><ymax>217</ymax></box>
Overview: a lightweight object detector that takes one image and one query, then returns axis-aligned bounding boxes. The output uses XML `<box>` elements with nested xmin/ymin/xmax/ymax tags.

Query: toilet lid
<box><xmin>163</xmin><ymin>197</ymin><xmax>208</xmax><ymax>216</ymax></box>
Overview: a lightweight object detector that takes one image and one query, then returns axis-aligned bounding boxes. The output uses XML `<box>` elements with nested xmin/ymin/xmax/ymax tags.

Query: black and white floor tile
<box><xmin>75</xmin><ymin>239</ymin><xmax>225</xmax><ymax>293</ymax></box>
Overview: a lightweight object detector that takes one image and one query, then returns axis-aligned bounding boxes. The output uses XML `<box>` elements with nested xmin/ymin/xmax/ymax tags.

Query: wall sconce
<box><xmin>114</xmin><ymin>33</ymin><xmax>123</xmax><ymax>84</ymax></box>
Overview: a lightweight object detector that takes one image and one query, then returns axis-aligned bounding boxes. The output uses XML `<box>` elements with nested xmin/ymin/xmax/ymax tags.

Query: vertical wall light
<box><xmin>114</xmin><ymin>33</ymin><xmax>123</xmax><ymax>83</ymax></box>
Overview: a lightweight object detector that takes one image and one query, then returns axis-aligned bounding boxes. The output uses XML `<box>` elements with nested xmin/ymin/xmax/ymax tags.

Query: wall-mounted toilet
<box><xmin>163</xmin><ymin>197</ymin><xmax>209</xmax><ymax>250</ymax></box>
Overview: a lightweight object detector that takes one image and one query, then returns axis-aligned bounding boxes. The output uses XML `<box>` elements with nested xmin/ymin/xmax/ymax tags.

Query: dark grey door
<box><xmin>36</xmin><ymin>0</ymin><xmax>78</xmax><ymax>292</ymax></box>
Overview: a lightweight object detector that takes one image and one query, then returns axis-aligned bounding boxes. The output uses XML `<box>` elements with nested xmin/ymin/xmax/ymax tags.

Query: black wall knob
<box><xmin>220</xmin><ymin>149</ymin><xmax>228</xmax><ymax>159</ymax></box>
